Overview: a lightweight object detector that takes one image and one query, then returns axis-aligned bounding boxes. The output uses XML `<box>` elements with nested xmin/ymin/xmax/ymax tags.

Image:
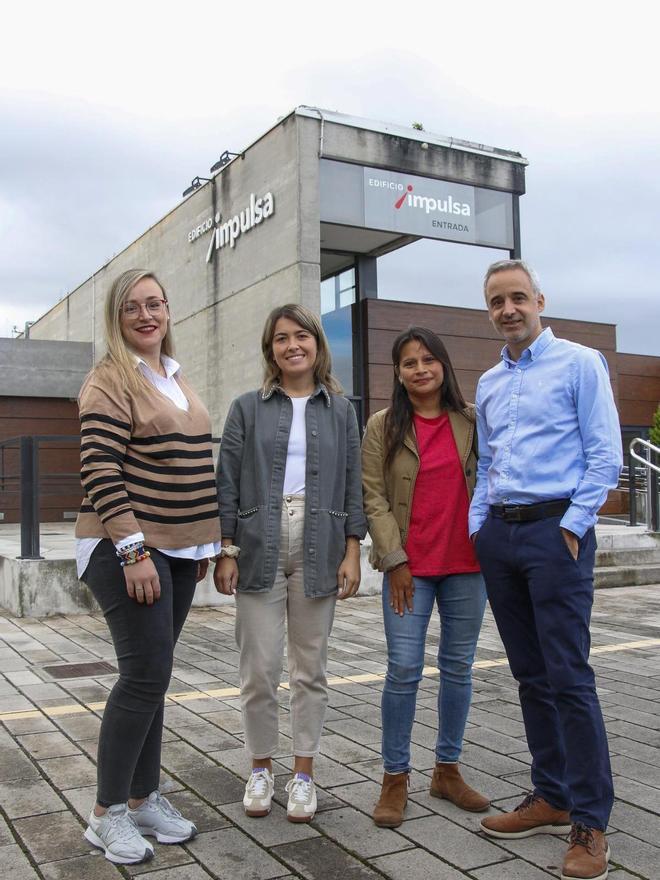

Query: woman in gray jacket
<box><xmin>215</xmin><ymin>304</ymin><xmax>367</xmax><ymax>824</ymax></box>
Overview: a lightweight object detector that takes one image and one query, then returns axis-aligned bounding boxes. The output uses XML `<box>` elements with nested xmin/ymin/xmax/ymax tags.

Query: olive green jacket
<box><xmin>361</xmin><ymin>406</ymin><xmax>478</xmax><ymax>572</ymax></box>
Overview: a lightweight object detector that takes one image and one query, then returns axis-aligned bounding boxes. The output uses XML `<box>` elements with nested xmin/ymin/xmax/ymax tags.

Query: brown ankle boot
<box><xmin>430</xmin><ymin>762</ymin><xmax>490</xmax><ymax>812</ymax></box>
<box><xmin>373</xmin><ymin>772</ymin><xmax>408</xmax><ymax>827</ymax></box>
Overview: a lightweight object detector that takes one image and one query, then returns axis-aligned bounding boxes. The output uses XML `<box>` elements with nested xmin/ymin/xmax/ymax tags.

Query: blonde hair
<box><xmin>97</xmin><ymin>269</ymin><xmax>175</xmax><ymax>393</ymax></box>
<box><xmin>261</xmin><ymin>303</ymin><xmax>342</xmax><ymax>394</ymax></box>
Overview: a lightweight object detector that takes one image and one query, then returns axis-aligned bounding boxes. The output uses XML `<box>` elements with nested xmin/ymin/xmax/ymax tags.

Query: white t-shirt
<box><xmin>75</xmin><ymin>356</ymin><xmax>220</xmax><ymax>577</ymax></box>
<box><xmin>282</xmin><ymin>396</ymin><xmax>309</xmax><ymax>495</ymax></box>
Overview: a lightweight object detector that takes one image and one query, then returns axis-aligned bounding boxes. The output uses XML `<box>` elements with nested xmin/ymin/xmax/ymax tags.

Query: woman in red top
<box><xmin>362</xmin><ymin>327</ymin><xmax>488</xmax><ymax>828</ymax></box>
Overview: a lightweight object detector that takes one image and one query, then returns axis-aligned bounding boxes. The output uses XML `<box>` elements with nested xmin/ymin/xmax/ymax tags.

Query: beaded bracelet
<box><xmin>116</xmin><ymin>545</ymin><xmax>152</xmax><ymax>567</ymax></box>
<box><xmin>116</xmin><ymin>540</ymin><xmax>143</xmax><ymax>554</ymax></box>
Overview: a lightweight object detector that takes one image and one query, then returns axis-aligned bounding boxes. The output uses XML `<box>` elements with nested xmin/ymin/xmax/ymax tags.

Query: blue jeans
<box><xmin>381</xmin><ymin>572</ymin><xmax>487</xmax><ymax>773</ymax></box>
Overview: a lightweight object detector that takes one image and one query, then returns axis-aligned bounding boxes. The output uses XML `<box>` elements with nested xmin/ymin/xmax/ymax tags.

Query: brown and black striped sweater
<box><xmin>75</xmin><ymin>364</ymin><xmax>221</xmax><ymax>548</ymax></box>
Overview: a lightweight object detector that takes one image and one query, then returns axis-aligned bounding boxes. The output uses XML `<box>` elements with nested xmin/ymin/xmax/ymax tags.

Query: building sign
<box><xmin>187</xmin><ymin>192</ymin><xmax>275</xmax><ymax>262</ymax></box>
<box><xmin>320</xmin><ymin>160</ymin><xmax>513</xmax><ymax>250</ymax></box>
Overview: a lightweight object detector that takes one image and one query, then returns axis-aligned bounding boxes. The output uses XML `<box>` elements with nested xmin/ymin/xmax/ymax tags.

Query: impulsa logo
<box><xmin>394</xmin><ymin>183</ymin><xmax>471</xmax><ymax>217</ymax></box>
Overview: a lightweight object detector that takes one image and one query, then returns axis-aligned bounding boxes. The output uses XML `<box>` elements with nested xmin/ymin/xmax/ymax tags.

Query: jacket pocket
<box><xmin>313</xmin><ymin>510</ymin><xmax>349</xmax><ymax>593</ymax></box>
<box><xmin>238</xmin><ymin>506</ymin><xmax>260</xmax><ymax>519</ymax></box>
<box><xmin>235</xmin><ymin>507</ymin><xmax>266</xmax><ymax>589</ymax></box>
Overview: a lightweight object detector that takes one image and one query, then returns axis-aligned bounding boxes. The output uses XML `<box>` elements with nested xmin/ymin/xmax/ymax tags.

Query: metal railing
<box><xmin>0</xmin><ymin>434</ymin><xmax>81</xmax><ymax>559</ymax></box>
<box><xmin>629</xmin><ymin>437</ymin><xmax>660</xmax><ymax>532</ymax></box>
<box><xmin>1</xmin><ymin>434</ymin><xmax>222</xmax><ymax>560</ymax></box>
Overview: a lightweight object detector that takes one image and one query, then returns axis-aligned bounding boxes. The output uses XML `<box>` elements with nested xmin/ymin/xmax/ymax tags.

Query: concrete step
<box><xmin>594</xmin><ymin>529</ymin><xmax>660</xmax><ymax>588</ymax></box>
<box><xmin>596</xmin><ymin>547</ymin><xmax>660</xmax><ymax>567</ymax></box>
<box><xmin>595</xmin><ymin>564</ymin><xmax>660</xmax><ymax>589</ymax></box>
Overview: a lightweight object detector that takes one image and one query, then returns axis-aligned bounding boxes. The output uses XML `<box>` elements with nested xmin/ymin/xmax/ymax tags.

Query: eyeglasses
<box><xmin>122</xmin><ymin>298</ymin><xmax>168</xmax><ymax>318</ymax></box>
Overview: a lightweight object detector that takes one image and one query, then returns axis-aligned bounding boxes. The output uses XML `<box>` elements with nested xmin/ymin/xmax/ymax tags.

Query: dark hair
<box><xmin>383</xmin><ymin>326</ymin><xmax>467</xmax><ymax>469</ymax></box>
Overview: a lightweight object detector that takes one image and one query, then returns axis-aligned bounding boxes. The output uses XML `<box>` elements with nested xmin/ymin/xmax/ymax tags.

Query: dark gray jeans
<box><xmin>82</xmin><ymin>540</ymin><xmax>197</xmax><ymax>806</ymax></box>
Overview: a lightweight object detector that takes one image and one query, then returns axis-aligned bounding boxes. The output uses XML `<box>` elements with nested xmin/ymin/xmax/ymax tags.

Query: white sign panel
<box><xmin>319</xmin><ymin>160</ymin><xmax>513</xmax><ymax>250</ymax></box>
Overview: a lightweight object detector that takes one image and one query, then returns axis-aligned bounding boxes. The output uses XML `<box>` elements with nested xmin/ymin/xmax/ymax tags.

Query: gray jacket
<box><xmin>217</xmin><ymin>384</ymin><xmax>367</xmax><ymax>598</ymax></box>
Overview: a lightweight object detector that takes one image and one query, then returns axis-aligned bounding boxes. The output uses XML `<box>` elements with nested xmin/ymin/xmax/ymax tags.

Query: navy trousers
<box><xmin>475</xmin><ymin>513</ymin><xmax>613</xmax><ymax>830</ymax></box>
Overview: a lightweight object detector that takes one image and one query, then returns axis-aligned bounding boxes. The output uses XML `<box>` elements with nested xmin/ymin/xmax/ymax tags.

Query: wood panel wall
<box><xmin>616</xmin><ymin>353</ymin><xmax>660</xmax><ymax>428</ymax></box>
<box><xmin>363</xmin><ymin>299</ymin><xmax>620</xmax><ymax>418</ymax></box>
<box><xmin>0</xmin><ymin>397</ymin><xmax>81</xmax><ymax>523</ymax></box>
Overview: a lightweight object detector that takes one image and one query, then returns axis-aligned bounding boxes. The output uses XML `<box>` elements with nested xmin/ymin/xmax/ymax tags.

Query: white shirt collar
<box><xmin>134</xmin><ymin>354</ymin><xmax>181</xmax><ymax>379</ymax></box>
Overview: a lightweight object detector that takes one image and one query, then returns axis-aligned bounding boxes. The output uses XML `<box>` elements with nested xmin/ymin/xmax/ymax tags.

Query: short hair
<box><xmin>261</xmin><ymin>303</ymin><xmax>342</xmax><ymax>394</ymax></box>
<box><xmin>483</xmin><ymin>259</ymin><xmax>542</xmax><ymax>299</ymax></box>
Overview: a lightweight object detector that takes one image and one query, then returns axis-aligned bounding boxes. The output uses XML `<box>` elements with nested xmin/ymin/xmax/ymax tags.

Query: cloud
<box><xmin>1</xmin><ymin>42</ymin><xmax>658</xmax><ymax>355</ymax></box>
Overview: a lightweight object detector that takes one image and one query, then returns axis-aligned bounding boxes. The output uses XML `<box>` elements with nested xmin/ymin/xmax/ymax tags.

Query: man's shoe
<box><xmin>561</xmin><ymin>823</ymin><xmax>610</xmax><ymax>880</ymax></box>
<box><xmin>129</xmin><ymin>790</ymin><xmax>197</xmax><ymax>843</ymax></box>
<box><xmin>243</xmin><ymin>768</ymin><xmax>275</xmax><ymax>817</ymax></box>
<box><xmin>481</xmin><ymin>792</ymin><xmax>572</xmax><ymax>839</ymax></box>
<box><xmin>373</xmin><ymin>771</ymin><xmax>409</xmax><ymax>828</ymax></box>
<box><xmin>84</xmin><ymin>804</ymin><xmax>154</xmax><ymax>864</ymax></box>
<box><xmin>430</xmin><ymin>762</ymin><xmax>490</xmax><ymax>812</ymax></box>
<box><xmin>285</xmin><ymin>772</ymin><xmax>317</xmax><ymax>823</ymax></box>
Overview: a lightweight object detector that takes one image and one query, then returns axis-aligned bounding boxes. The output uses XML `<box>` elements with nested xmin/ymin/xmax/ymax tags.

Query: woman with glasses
<box><xmin>361</xmin><ymin>326</ymin><xmax>488</xmax><ymax>828</ymax></box>
<box><xmin>75</xmin><ymin>269</ymin><xmax>221</xmax><ymax>865</ymax></box>
<box><xmin>215</xmin><ymin>304</ymin><xmax>367</xmax><ymax>824</ymax></box>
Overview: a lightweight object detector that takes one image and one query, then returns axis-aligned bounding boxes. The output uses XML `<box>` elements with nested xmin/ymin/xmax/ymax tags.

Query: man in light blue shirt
<box><xmin>470</xmin><ymin>260</ymin><xmax>622</xmax><ymax>880</ymax></box>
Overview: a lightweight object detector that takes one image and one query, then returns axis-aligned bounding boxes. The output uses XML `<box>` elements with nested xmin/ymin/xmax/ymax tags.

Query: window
<box><xmin>320</xmin><ymin>268</ymin><xmax>356</xmax><ymax>397</ymax></box>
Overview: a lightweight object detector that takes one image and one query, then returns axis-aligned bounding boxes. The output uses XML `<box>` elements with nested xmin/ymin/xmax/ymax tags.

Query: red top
<box><xmin>405</xmin><ymin>412</ymin><xmax>480</xmax><ymax>577</ymax></box>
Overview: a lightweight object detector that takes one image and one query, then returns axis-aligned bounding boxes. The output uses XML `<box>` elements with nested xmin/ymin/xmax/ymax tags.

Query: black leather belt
<box><xmin>489</xmin><ymin>499</ymin><xmax>571</xmax><ymax>522</ymax></box>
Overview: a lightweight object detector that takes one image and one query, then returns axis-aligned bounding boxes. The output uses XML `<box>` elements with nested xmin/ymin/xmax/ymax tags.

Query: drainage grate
<box><xmin>42</xmin><ymin>661</ymin><xmax>117</xmax><ymax>680</ymax></box>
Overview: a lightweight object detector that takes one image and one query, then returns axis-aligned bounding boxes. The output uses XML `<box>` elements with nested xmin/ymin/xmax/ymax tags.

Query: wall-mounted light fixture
<box><xmin>182</xmin><ymin>176</ymin><xmax>212</xmax><ymax>198</ymax></box>
<box><xmin>210</xmin><ymin>151</ymin><xmax>240</xmax><ymax>173</ymax></box>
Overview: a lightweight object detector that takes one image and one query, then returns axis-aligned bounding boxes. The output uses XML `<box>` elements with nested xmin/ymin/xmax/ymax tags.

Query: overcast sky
<box><xmin>1</xmin><ymin>1</ymin><xmax>658</xmax><ymax>355</ymax></box>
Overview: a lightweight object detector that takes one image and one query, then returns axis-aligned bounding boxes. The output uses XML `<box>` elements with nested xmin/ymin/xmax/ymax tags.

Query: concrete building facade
<box><xmin>27</xmin><ymin>108</ymin><xmax>528</xmax><ymax>434</ymax></box>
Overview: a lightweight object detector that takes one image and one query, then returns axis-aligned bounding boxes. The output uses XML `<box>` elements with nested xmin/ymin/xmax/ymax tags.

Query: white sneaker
<box><xmin>84</xmin><ymin>804</ymin><xmax>154</xmax><ymax>864</ymax></box>
<box><xmin>285</xmin><ymin>773</ymin><xmax>317</xmax><ymax>823</ymax></box>
<box><xmin>129</xmin><ymin>790</ymin><xmax>197</xmax><ymax>843</ymax></box>
<box><xmin>243</xmin><ymin>768</ymin><xmax>275</xmax><ymax>817</ymax></box>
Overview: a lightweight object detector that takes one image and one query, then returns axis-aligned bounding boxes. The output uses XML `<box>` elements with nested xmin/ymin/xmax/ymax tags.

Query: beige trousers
<box><xmin>235</xmin><ymin>495</ymin><xmax>337</xmax><ymax>759</ymax></box>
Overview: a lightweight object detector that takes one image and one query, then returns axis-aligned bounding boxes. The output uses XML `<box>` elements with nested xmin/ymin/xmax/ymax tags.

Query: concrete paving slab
<box><xmin>40</xmin><ymin>753</ymin><xmax>97</xmax><ymax>789</ymax></box>
<box><xmin>181</xmin><ymin>764</ymin><xmax>247</xmax><ymax>806</ymax></box>
<box><xmin>471</xmin><ymin>858</ymin><xmax>555</xmax><ymax>878</ymax></box>
<box><xmin>493</xmin><ymin>831</ymin><xmax>574</xmax><ymax>872</ymax></box>
<box><xmin>17</xmin><ymin>731</ymin><xmax>82</xmax><ymax>759</ymax></box>
<box><xmin>312</xmin><ymin>806</ymin><xmax>414</xmax><ymax>858</ymax></box>
<box><xmin>369</xmin><ymin>847</ymin><xmax>468</xmax><ymax>880</ymax></box>
<box><xmin>13</xmin><ymin>811</ymin><xmax>89</xmax><ymax>863</ymax></box>
<box><xmin>397</xmin><ymin>814</ymin><xmax>510</xmax><ymax>871</ymax></box>
<box><xmin>0</xmin><ymin>814</ymin><xmax>14</xmax><ymax>846</ymax></box>
<box><xmin>2</xmin><ymin>589</ymin><xmax>660</xmax><ymax>878</ymax></box>
<box><xmin>0</xmin><ymin>777</ymin><xmax>65</xmax><ymax>818</ymax></box>
<box><xmin>0</xmin><ymin>843</ymin><xmax>41</xmax><ymax>879</ymax></box>
<box><xmin>273</xmin><ymin>836</ymin><xmax>383</xmax><ymax>880</ymax></box>
<box><xmin>126</xmin><ymin>867</ymin><xmax>214</xmax><ymax>880</ymax></box>
<box><xmin>220</xmin><ymin>800</ymin><xmax>319</xmax><ymax>846</ymax></box>
<box><xmin>187</xmin><ymin>827</ymin><xmax>290</xmax><ymax>879</ymax></box>
<box><xmin>0</xmin><ymin>746</ymin><xmax>41</xmax><ymax>781</ymax></box>
<box><xmin>605</xmin><ymin>830</ymin><xmax>660</xmax><ymax>879</ymax></box>
<box><xmin>40</xmin><ymin>852</ymin><xmax>123</xmax><ymax>879</ymax></box>
<box><xmin>123</xmin><ymin>843</ymin><xmax>195</xmax><ymax>876</ymax></box>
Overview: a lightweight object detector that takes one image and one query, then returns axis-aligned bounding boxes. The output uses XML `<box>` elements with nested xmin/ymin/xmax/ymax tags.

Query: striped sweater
<box><xmin>75</xmin><ymin>363</ymin><xmax>221</xmax><ymax>548</ymax></box>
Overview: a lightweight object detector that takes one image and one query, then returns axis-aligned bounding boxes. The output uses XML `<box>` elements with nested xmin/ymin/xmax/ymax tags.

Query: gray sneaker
<box><xmin>85</xmin><ymin>804</ymin><xmax>154</xmax><ymax>864</ymax></box>
<box><xmin>129</xmin><ymin>790</ymin><xmax>197</xmax><ymax>843</ymax></box>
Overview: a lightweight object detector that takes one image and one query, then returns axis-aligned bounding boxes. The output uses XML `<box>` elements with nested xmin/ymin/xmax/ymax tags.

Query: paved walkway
<box><xmin>1</xmin><ymin>585</ymin><xmax>660</xmax><ymax>880</ymax></box>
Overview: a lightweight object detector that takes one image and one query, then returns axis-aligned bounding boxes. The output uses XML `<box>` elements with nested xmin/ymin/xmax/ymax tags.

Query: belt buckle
<box><xmin>502</xmin><ymin>504</ymin><xmax>524</xmax><ymax>522</ymax></box>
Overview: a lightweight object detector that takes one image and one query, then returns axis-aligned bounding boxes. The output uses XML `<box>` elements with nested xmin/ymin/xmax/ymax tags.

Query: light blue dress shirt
<box><xmin>469</xmin><ymin>327</ymin><xmax>623</xmax><ymax>539</ymax></box>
